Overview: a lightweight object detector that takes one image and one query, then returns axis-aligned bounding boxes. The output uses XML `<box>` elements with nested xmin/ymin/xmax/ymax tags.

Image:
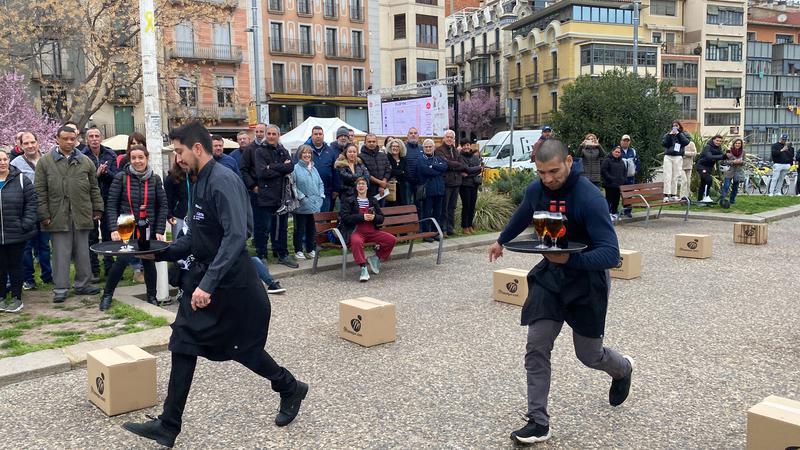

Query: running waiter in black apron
<box><xmin>122</xmin><ymin>122</ymin><xmax>309</xmax><ymax>448</ymax></box>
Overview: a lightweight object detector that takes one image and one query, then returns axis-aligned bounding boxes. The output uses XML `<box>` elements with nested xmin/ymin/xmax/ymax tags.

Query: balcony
<box><xmin>465</xmin><ymin>74</ymin><xmax>499</xmax><ymax>90</ymax></box>
<box><xmin>167</xmin><ymin>42</ymin><xmax>243</xmax><ymax>64</ymax></box>
<box><xmin>95</xmin><ymin>123</ymin><xmax>146</xmax><ymax>137</ymax></box>
<box><xmin>31</xmin><ymin>66</ymin><xmax>75</xmax><ymax>82</ymax></box>
<box><xmin>167</xmin><ymin>104</ymin><xmax>248</xmax><ymax>120</ymax></box>
<box><xmin>543</xmin><ymin>68</ymin><xmax>559</xmax><ymax>83</ymax></box>
<box><xmin>662</xmin><ymin>77</ymin><xmax>698</xmax><ymax>88</ymax></box>
<box><xmin>269</xmin><ymin>38</ymin><xmax>315</xmax><ymax>57</ymax></box>
<box><xmin>324</xmin><ymin>41</ymin><xmax>366</xmax><ymax>60</ymax></box>
<box><xmin>522</xmin><ymin>114</ymin><xmax>539</xmax><ymax>127</ymax></box>
<box><xmin>268</xmin><ymin>0</ymin><xmax>284</xmax><ymax>12</ymax></box>
<box><xmin>323</xmin><ymin>0</ymin><xmax>338</xmax><ymax>19</ymax></box>
<box><xmin>487</xmin><ymin>42</ymin><xmax>500</xmax><ymax>54</ymax></box>
<box><xmin>266</xmin><ymin>78</ymin><xmax>362</xmax><ymax>97</ymax></box>
<box><xmin>297</xmin><ymin>0</ymin><xmax>313</xmax><ymax>15</ymax></box>
<box><xmin>510</xmin><ymin>77</ymin><xmax>522</xmax><ymax>90</ymax></box>
<box><xmin>468</xmin><ymin>45</ymin><xmax>487</xmax><ymax>59</ymax></box>
<box><xmin>108</xmin><ymin>86</ymin><xmax>142</xmax><ymax>104</ymax></box>
<box><xmin>525</xmin><ymin>73</ymin><xmax>539</xmax><ymax>87</ymax></box>
<box><xmin>662</xmin><ymin>43</ymin><xmax>703</xmax><ymax>57</ymax></box>
<box><xmin>349</xmin><ymin>3</ymin><xmax>364</xmax><ymax>22</ymax></box>
<box><xmin>170</xmin><ymin>0</ymin><xmax>237</xmax><ymax>8</ymax></box>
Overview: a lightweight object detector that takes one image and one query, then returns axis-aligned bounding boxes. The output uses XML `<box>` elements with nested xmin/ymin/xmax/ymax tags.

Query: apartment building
<box><xmin>745</xmin><ymin>5</ymin><xmax>800</xmax><ymax>159</ymax></box>
<box><xmin>378</xmin><ymin>0</ymin><xmax>446</xmax><ymax>90</ymax></box>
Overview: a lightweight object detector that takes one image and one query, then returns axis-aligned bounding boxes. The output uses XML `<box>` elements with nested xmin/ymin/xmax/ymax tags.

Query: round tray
<box><xmin>90</xmin><ymin>240</ymin><xmax>170</xmax><ymax>256</ymax></box>
<box><xmin>504</xmin><ymin>239</ymin><xmax>587</xmax><ymax>254</ymax></box>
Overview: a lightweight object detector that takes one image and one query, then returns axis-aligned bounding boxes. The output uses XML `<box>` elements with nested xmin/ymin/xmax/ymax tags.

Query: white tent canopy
<box><xmin>162</xmin><ymin>137</ymin><xmax>239</xmax><ymax>151</ymax></box>
<box><xmin>101</xmin><ymin>134</ymin><xmax>130</xmax><ymax>151</ymax></box>
<box><xmin>280</xmin><ymin>117</ymin><xmax>366</xmax><ymax>151</ymax></box>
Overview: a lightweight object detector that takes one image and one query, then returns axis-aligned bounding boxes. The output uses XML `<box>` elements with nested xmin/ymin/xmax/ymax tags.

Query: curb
<box><xmin>659</xmin><ymin>203</ymin><xmax>800</xmax><ymax>224</ymax></box>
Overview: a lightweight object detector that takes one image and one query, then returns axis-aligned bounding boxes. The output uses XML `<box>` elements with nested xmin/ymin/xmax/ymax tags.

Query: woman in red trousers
<box><xmin>338</xmin><ymin>177</ymin><xmax>397</xmax><ymax>282</ymax></box>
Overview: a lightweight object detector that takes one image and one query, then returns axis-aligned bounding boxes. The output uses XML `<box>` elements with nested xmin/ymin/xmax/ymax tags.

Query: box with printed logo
<box><xmin>338</xmin><ymin>297</ymin><xmax>396</xmax><ymax>347</ymax></box>
<box><xmin>492</xmin><ymin>268</ymin><xmax>530</xmax><ymax>306</ymax></box>
<box><xmin>734</xmin><ymin>222</ymin><xmax>768</xmax><ymax>245</ymax></box>
<box><xmin>610</xmin><ymin>250</ymin><xmax>641</xmax><ymax>280</ymax></box>
<box><xmin>747</xmin><ymin>395</ymin><xmax>800</xmax><ymax>449</ymax></box>
<box><xmin>86</xmin><ymin>345</ymin><xmax>156</xmax><ymax>416</ymax></box>
<box><xmin>674</xmin><ymin>234</ymin><xmax>712</xmax><ymax>259</ymax></box>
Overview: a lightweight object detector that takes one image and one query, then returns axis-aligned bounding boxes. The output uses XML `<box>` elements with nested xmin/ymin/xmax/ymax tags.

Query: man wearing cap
<box><xmin>770</xmin><ymin>134</ymin><xmax>794</xmax><ymax>196</ymax></box>
<box><xmin>530</xmin><ymin>126</ymin><xmax>553</xmax><ymax>163</ymax></box>
<box><xmin>618</xmin><ymin>135</ymin><xmax>639</xmax><ymax>218</ymax></box>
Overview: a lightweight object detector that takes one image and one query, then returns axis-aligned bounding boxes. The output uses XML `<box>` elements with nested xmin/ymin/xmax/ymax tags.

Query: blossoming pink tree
<box><xmin>0</xmin><ymin>73</ymin><xmax>60</xmax><ymax>151</ymax></box>
<box><xmin>449</xmin><ymin>89</ymin><xmax>499</xmax><ymax>141</ymax></box>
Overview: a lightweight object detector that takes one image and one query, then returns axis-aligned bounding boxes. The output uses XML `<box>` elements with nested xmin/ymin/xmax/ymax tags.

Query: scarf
<box><xmin>128</xmin><ymin>164</ymin><xmax>153</xmax><ymax>180</ymax></box>
<box><xmin>731</xmin><ymin>145</ymin><xmax>743</xmax><ymax>158</ymax></box>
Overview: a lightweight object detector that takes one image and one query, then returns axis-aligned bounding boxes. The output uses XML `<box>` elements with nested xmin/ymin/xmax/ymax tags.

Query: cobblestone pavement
<box><xmin>1</xmin><ymin>216</ymin><xmax>799</xmax><ymax>449</ymax></box>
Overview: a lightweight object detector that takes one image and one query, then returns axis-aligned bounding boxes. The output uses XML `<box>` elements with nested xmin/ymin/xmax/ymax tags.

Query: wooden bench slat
<box><xmin>381</xmin><ymin>214</ymin><xmax>419</xmax><ymax>226</ymax></box>
<box><xmin>381</xmin><ymin>205</ymin><xmax>418</xmax><ymax>215</ymax></box>
<box><xmin>380</xmin><ymin>224</ymin><xmax>421</xmax><ymax>235</ymax></box>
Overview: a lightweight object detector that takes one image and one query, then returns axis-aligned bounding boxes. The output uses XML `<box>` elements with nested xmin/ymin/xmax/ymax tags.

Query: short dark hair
<box><xmin>211</xmin><ymin>134</ymin><xmax>224</xmax><ymax>142</ymax></box>
<box><xmin>127</xmin><ymin>144</ymin><xmax>149</xmax><ymax>158</ymax></box>
<box><xmin>56</xmin><ymin>125</ymin><xmax>77</xmax><ymax>138</ymax></box>
<box><xmin>169</xmin><ymin>121</ymin><xmax>212</xmax><ymax>154</ymax></box>
<box><xmin>535</xmin><ymin>139</ymin><xmax>569</xmax><ymax>163</ymax></box>
<box><xmin>711</xmin><ymin>134</ymin><xmax>723</xmax><ymax>141</ymax></box>
<box><xmin>311</xmin><ymin>125</ymin><xmax>324</xmax><ymax>133</ymax></box>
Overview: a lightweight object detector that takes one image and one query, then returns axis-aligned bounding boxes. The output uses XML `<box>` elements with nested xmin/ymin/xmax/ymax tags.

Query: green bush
<box><xmin>487</xmin><ymin>169</ymin><xmax>538</xmax><ymax>205</ymax></box>
<box><xmin>472</xmin><ymin>190</ymin><xmax>516</xmax><ymax>231</ymax></box>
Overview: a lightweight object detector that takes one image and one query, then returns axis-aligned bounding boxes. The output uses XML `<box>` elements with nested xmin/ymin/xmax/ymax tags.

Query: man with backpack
<box><xmin>618</xmin><ymin>135</ymin><xmax>640</xmax><ymax>218</ymax></box>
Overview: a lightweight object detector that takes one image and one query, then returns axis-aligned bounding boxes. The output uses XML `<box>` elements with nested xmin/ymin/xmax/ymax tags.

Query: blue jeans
<box><xmin>721</xmin><ymin>177</ymin><xmax>739</xmax><ymax>204</ymax></box>
<box><xmin>321</xmin><ymin>195</ymin><xmax>332</xmax><ymax>213</ymax></box>
<box><xmin>23</xmin><ymin>227</ymin><xmax>52</xmax><ymax>283</ymax></box>
<box><xmin>421</xmin><ymin>194</ymin><xmax>444</xmax><ymax>233</ymax></box>
<box><xmin>251</xmin><ymin>194</ymin><xmax>269</xmax><ymax>258</ymax></box>
<box><xmin>251</xmin><ymin>257</ymin><xmax>275</xmax><ymax>285</ymax></box>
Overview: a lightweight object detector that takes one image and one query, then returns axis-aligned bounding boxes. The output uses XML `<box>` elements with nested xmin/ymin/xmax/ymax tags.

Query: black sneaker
<box><xmin>267</xmin><ymin>282</ymin><xmax>286</xmax><ymax>294</ymax></box>
<box><xmin>53</xmin><ymin>292</ymin><xmax>68</xmax><ymax>303</ymax></box>
<box><xmin>510</xmin><ymin>419</ymin><xmax>551</xmax><ymax>444</ymax></box>
<box><xmin>91</xmin><ymin>273</ymin><xmax>101</xmax><ymax>283</ymax></box>
<box><xmin>275</xmin><ymin>381</ymin><xmax>309</xmax><ymax>427</ymax></box>
<box><xmin>74</xmin><ymin>285</ymin><xmax>100</xmax><ymax>295</ymax></box>
<box><xmin>609</xmin><ymin>355</ymin><xmax>634</xmax><ymax>407</ymax></box>
<box><xmin>121</xmin><ymin>415</ymin><xmax>178</xmax><ymax>448</ymax></box>
<box><xmin>277</xmin><ymin>256</ymin><xmax>299</xmax><ymax>269</ymax></box>
<box><xmin>99</xmin><ymin>293</ymin><xmax>113</xmax><ymax>312</ymax></box>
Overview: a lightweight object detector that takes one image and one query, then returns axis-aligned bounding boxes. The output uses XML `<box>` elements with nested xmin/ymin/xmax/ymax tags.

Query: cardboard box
<box><xmin>492</xmin><ymin>268</ymin><xmax>530</xmax><ymax>306</ymax></box>
<box><xmin>747</xmin><ymin>395</ymin><xmax>800</xmax><ymax>450</ymax></box>
<box><xmin>674</xmin><ymin>234</ymin><xmax>712</xmax><ymax>259</ymax></box>
<box><xmin>610</xmin><ymin>249</ymin><xmax>642</xmax><ymax>280</ymax></box>
<box><xmin>86</xmin><ymin>345</ymin><xmax>157</xmax><ymax>416</ymax></box>
<box><xmin>734</xmin><ymin>222</ymin><xmax>768</xmax><ymax>245</ymax></box>
<box><xmin>338</xmin><ymin>297</ymin><xmax>396</xmax><ymax>347</ymax></box>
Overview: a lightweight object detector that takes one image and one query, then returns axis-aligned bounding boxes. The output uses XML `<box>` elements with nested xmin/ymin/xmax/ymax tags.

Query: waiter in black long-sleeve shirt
<box><xmin>121</xmin><ymin>122</ymin><xmax>308</xmax><ymax>448</ymax></box>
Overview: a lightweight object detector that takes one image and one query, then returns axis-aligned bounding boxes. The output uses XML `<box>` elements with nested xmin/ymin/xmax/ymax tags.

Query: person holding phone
<box><xmin>770</xmin><ymin>134</ymin><xmax>794</xmax><ymax>196</ymax></box>
<box><xmin>661</xmin><ymin>120</ymin><xmax>690</xmax><ymax>202</ymax></box>
<box><xmin>338</xmin><ymin>177</ymin><xmax>396</xmax><ymax>282</ymax></box>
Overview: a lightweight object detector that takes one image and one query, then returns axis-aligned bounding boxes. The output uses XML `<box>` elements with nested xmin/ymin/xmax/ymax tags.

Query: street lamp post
<box><xmin>621</xmin><ymin>0</ymin><xmax>643</xmax><ymax>73</ymax></box>
<box><xmin>248</xmin><ymin>0</ymin><xmax>262</xmax><ymax>122</ymax></box>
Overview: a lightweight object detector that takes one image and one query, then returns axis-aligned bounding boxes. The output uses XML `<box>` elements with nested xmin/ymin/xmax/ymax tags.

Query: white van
<box><xmin>481</xmin><ymin>130</ymin><xmax>542</xmax><ymax>169</ymax></box>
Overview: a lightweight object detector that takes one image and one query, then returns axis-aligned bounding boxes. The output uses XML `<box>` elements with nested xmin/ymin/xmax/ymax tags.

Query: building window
<box><xmin>40</xmin><ymin>86</ymin><xmax>68</xmax><ymax>118</ymax></box>
<box><xmin>416</xmin><ymin>15</ymin><xmax>438</xmax><ymax>48</ymax></box>
<box><xmin>776</xmin><ymin>34</ymin><xmax>795</xmax><ymax>44</ymax></box>
<box><xmin>551</xmin><ymin>91</ymin><xmax>557</xmax><ymax>112</ymax></box>
<box><xmin>175</xmin><ymin>22</ymin><xmax>193</xmax><ymax>45</ymax></box>
<box><xmin>327</xmin><ymin>67</ymin><xmax>339</xmax><ymax>95</ymax></box>
<box><xmin>325</xmin><ymin>28</ymin><xmax>337</xmax><ymax>57</ymax></box>
<box><xmin>395</xmin><ymin>58</ymin><xmax>407</xmax><ymax>85</ymax></box>
<box><xmin>579</xmin><ymin>44</ymin><xmax>657</xmax><ymax>67</ymax></box>
<box><xmin>298</xmin><ymin>0</ymin><xmax>312</xmax><ymax>15</ymax></box>
<box><xmin>272</xmin><ymin>64</ymin><xmax>285</xmax><ymax>92</ymax></box>
<box><xmin>350</xmin><ymin>0</ymin><xmax>363</xmax><ymax>21</ymax></box>
<box><xmin>650</xmin><ymin>0</ymin><xmax>676</xmax><ymax>16</ymax></box>
<box><xmin>652</xmin><ymin>32</ymin><xmax>662</xmax><ymax>44</ymax></box>
<box><xmin>394</xmin><ymin>14</ymin><xmax>406</xmax><ymax>39</ymax></box>
<box><xmin>533</xmin><ymin>96</ymin><xmax>538</xmax><ymax>117</ymax></box>
<box><xmin>300</xmin><ymin>25</ymin><xmax>312</xmax><ymax>55</ymax></box>
<box><xmin>268</xmin><ymin>0</ymin><xmax>284</xmax><ymax>12</ymax></box>
<box><xmin>747</xmin><ymin>32</ymin><xmax>756</xmax><ymax>41</ymax></box>
<box><xmin>416</xmin><ymin>0</ymin><xmax>437</xmax><ymax>4</ymax></box>
<box><xmin>270</xmin><ymin>23</ymin><xmax>283</xmax><ymax>52</ymax></box>
<box><xmin>351</xmin><ymin>30</ymin><xmax>363</xmax><ymax>59</ymax></box>
<box><xmin>417</xmin><ymin>58</ymin><xmax>438</xmax><ymax>82</ymax></box>
<box><xmin>178</xmin><ymin>78</ymin><xmax>197</xmax><ymax>107</ymax></box>
<box><xmin>706</xmin><ymin>41</ymin><xmax>742</xmax><ymax>61</ymax></box>
<box><xmin>353</xmin><ymin>68</ymin><xmax>364</xmax><ymax>94</ymax></box>
<box><xmin>572</xmin><ymin>5</ymin><xmax>632</xmax><ymax>24</ymax></box>
<box><xmin>662</xmin><ymin>61</ymin><xmax>698</xmax><ymax>86</ymax></box>
<box><xmin>706</xmin><ymin>6</ymin><xmax>743</xmax><ymax>26</ymax></box>
<box><xmin>216</xmin><ymin>76</ymin><xmax>235</xmax><ymax>106</ymax></box>
<box><xmin>705</xmin><ymin>112</ymin><xmax>740</xmax><ymax>126</ymax></box>
<box><xmin>705</xmin><ymin>77</ymin><xmax>742</xmax><ymax>99</ymax></box>
<box><xmin>301</xmin><ymin>65</ymin><xmax>314</xmax><ymax>94</ymax></box>
<box><xmin>324</xmin><ymin>0</ymin><xmax>338</xmax><ymax>18</ymax></box>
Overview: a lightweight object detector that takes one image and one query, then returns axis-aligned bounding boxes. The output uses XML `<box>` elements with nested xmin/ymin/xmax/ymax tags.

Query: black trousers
<box><xmin>159</xmin><ymin>348</ymin><xmax>298</xmax><ymax>433</ymax></box>
<box><xmin>443</xmin><ymin>186</ymin><xmax>460</xmax><ymax>233</ymax></box>
<box><xmin>292</xmin><ymin>213</ymin><xmax>315</xmax><ymax>254</ymax></box>
<box><xmin>104</xmin><ymin>254</ymin><xmax>156</xmax><ymax>297</ymax></box>
<box><xmin>89</xmin><ymin>218</ymin><xmax>113</xmax><ymax>275</ymax></box>
<box><xmin>605</xmin><ymin>187</ymin><xmax>621</xmax><ymax>214</ymax></box>
<box><xmin>697</xmin><ymin>169</ymin><xmax>713</xmax><ymax>200</ymax></box>
<box><xmin>0</xmin><ymin>242</ymin><xmax>25</xmax><ymax>299</ymax></box>
<box><xmin>459</xmin><ymin>185</ymin><xmax>478</xmax><ymax>228</ymax></box>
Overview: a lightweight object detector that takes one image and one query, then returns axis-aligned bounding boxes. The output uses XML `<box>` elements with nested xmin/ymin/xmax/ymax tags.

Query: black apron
<box><xmin>169</xmin><ymin>163</ymin><xmax>270</xmax><ymax>361</ymax></box>
<box><xmin>520</xmin><ymin>180</ymin><xmax>611</xmax><ymax>339</ymax></box>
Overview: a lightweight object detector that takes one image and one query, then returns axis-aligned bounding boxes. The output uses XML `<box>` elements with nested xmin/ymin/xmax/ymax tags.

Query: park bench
<box><xmin>312</xmin><ymin>205</ymin><xmax>444</xmax><ymax>279</ymax></box>
<box><xmin>620</xmin><ymin>182</ymin><xmax>690</xmax><ymax>224</ymax></box>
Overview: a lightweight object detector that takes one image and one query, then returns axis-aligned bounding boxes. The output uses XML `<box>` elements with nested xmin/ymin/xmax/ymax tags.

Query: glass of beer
<box><xmin>533</xmin><ymin>211</ymin><xmax>549</xmax><ymax>248</ymax></box>
<box><xmin>546</xmin><ymin>212</ymin><xmax>564</xmax><ymax>247</ymax></box>
<box><xmin>117</xmin><ymin>214</ymin><xmax>136</xmax><ymax>252</ymax></box>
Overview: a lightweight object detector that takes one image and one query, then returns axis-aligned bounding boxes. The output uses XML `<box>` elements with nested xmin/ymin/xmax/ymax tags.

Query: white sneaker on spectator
<box><xmin>670</xmin><ymin>196</ymin><xmax>680</xmax><ymax>202</ymax></box>
<box><xmin>701</xmin><ymin>196</ymin><xmax>713</xmax><ymax>203</ymax></box>
<box><xmin>663</xmin><ymin>196</ymin><xmax>670</xmax><ymax>203</ymax></box>
<box><xmin>367</xmin><ymin>255</ymin><xmax>381</xmax><ymax>274</ymax></box>
<box><xmin>308</xmin><ymin>250</ymin><xmax>316</xmax><ymax>258</ymax></box>
<box><xmin>295</xmin><ymin>252</ymin><xmax>306</xmax><ymax>260</ymax></box>
<box><xmin>610</xmin><ymin>214</ymin><xmax>618</xmax><ymax>222</ymax></box>
<box><xmin>359</xmin><ymin>266</ymin><xmax>370</xmax><ymax>282</ymax></box>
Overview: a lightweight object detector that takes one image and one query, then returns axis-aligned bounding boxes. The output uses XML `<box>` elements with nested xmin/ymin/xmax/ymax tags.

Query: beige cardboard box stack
<box><xmin>734</xmin><ymin>222</ymin><xmax>768</xmax><ymax>245</ymax></box>
<box><xmin>492</xmin><ymin>268</ymin><xmax>530</xmax><ymax>306</ymax></box>
<box><xmin>747</xmin><ymin>395</ymin><xmax>800</xmax><ymax>449</ymax></box>
<box><xmin>674</xmin><ymin>234</ymin><xmax>712</xmax><ymax>259</ymax></box>
<box><xmin>610</xmin><ymin>250</ymin><xmax>642</xmax><ymax>280</ymax></box>
<box><xmin>86</xmin><ymin>345</ymin><xmax>157</xmax><ymax>416</ymax></box>
<box><xmin>338</xmin><ymin>297</ymin><xmax>396</xmax><ymax>347</ymax></box>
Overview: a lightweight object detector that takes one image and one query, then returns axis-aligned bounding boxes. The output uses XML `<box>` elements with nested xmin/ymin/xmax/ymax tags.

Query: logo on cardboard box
<box><xmin>91</xmin><ymin>372</ymin><xmax>106</xmax><ymax>401</ymax></box>
<box><xmin>686</xmin><ymin>239</ymin><xmax>698</xmax><ymax>250</ymax></box>
<box><xmin>743</xmin><ymin>226</ymin><xmax>756</xmax><ymax>237</ymax></box>
<box><xmin>344</xmin><ymin>315</ymin><xmax>363</xmax><ymax>337</ymax></box>
<box><xmin>505</xmin><ymin>279</ymin><xmax>519</xmax><ymax>294</ymax></box>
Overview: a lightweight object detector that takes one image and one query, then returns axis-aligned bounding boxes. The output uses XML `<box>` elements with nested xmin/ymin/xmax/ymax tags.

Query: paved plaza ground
<box><xmin>1</xmin><ymin>215</ymin><xmax>799</xmax><ymax>449</ymax></box>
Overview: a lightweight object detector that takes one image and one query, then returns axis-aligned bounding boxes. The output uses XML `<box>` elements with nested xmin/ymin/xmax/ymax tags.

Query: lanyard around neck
<box><xmin>127</xmin><ymin>174</ymin><xmax>149</xmax><ymax>217</ymax></box>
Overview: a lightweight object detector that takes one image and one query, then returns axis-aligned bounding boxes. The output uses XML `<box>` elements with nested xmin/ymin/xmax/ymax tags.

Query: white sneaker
<box><xmin>670</xmin><ymin>196</ymin><xmax>680</xmax><ymax>202</ymax></box>
<box><xmin>367</xmin><ymin>255</ymin><xmax>381</xmax><ymax>274</ymax></box>
<box><xmin>308</xmin><ymin>250</ymin><xmax>316</xmax><ymax>258</ymax></box>
<box><xmin>663</xmin><ymin>196</ymin><xmax>670</xmax><ymax>203</ymax></box>
<box><xmin>769</xmin><ymin>193</ymin><xmax>774</xmax><ymax>197</ymax></box>
<box><xmin>701</xmin><ymin>196</ymin><xmax>713</xmax><ymax>203</ymax></box>
<box><xmin>359</xmin><ymin>266</ymin><xmax>370</xmax><ymax>282</ymax></box>
<box><xmin>610</xmin><ymin>214</ymin><xmax>618</xmax><ymax>222</ymax></box>
<box><xmin>295</xmin><ymin>251</ymin><xmax>306</xmax><ymax>260</ymax></box>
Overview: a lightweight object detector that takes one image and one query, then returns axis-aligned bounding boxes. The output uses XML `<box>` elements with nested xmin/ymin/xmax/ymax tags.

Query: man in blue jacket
<box><xmin>619</xmin><ymin>134</ymin><xmax>639</xmax><ymax>217</ymax></box>
<box><xmin>488</xmin><ymin>140</ymin><xmax>633</xmax><ymax>445</ymax></box>
<box><xmin>83</xmin><ymin>126</ymin><xmax>118</xmax><ymax>280</ymax></box>
<box><xmin>305</xmin><ymin>125</ymin><xmax>338</xmax><ymax>211</ymax></box>
<box><xmin>404</xmin><ymin>127</ymin><xmax>423</xmax><ymax>207</ymax></box>
<box><xmin>211</xmin><ymin>135</ymin><xmax>241</xmax><ymax>175</ymax></box>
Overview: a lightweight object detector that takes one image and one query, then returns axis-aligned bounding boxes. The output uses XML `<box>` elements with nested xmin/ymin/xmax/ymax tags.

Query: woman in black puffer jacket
<box><xmin>0</xmin><ymin>153</ymin><xmax>37</xmax><ymax>312</ymax></box>
<box><xmin>100</xmin><ymin>145</ymin><xmax>168</xmax><ymax>311</ymax></box>
<box><xmin>601</xmin><ymin>146</ymin><xmax>628</xmax><ymax>219</ymax></box>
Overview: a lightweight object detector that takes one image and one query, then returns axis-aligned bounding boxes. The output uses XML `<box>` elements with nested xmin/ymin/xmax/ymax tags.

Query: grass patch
<box><xmin>32</xmin><ymin>315</ymin><xmax>72</xmax><ymax>325</ymax></box>
<box><xmin>86</xmin><ymin>332</ymin><xmax>120</xmax><ymax>341</ymax></box>
<box><xmin>47</xmin><ymin>329</ymin><xmax>85</xmax><ymax>338</ymax></box>
<box><xmin>107</xmin><ymin>303</ymin><xmax>169</xmax><ymax>328</ymax></box>
<box><xmin>0</xmin><ymin>329</ymin><xmax>23</xmax><ymax>339</ymax></box>
<box><xmin>666</xmin><ymin>195</ymin><xmax>800</xmax><ymax>215</ymax></box>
